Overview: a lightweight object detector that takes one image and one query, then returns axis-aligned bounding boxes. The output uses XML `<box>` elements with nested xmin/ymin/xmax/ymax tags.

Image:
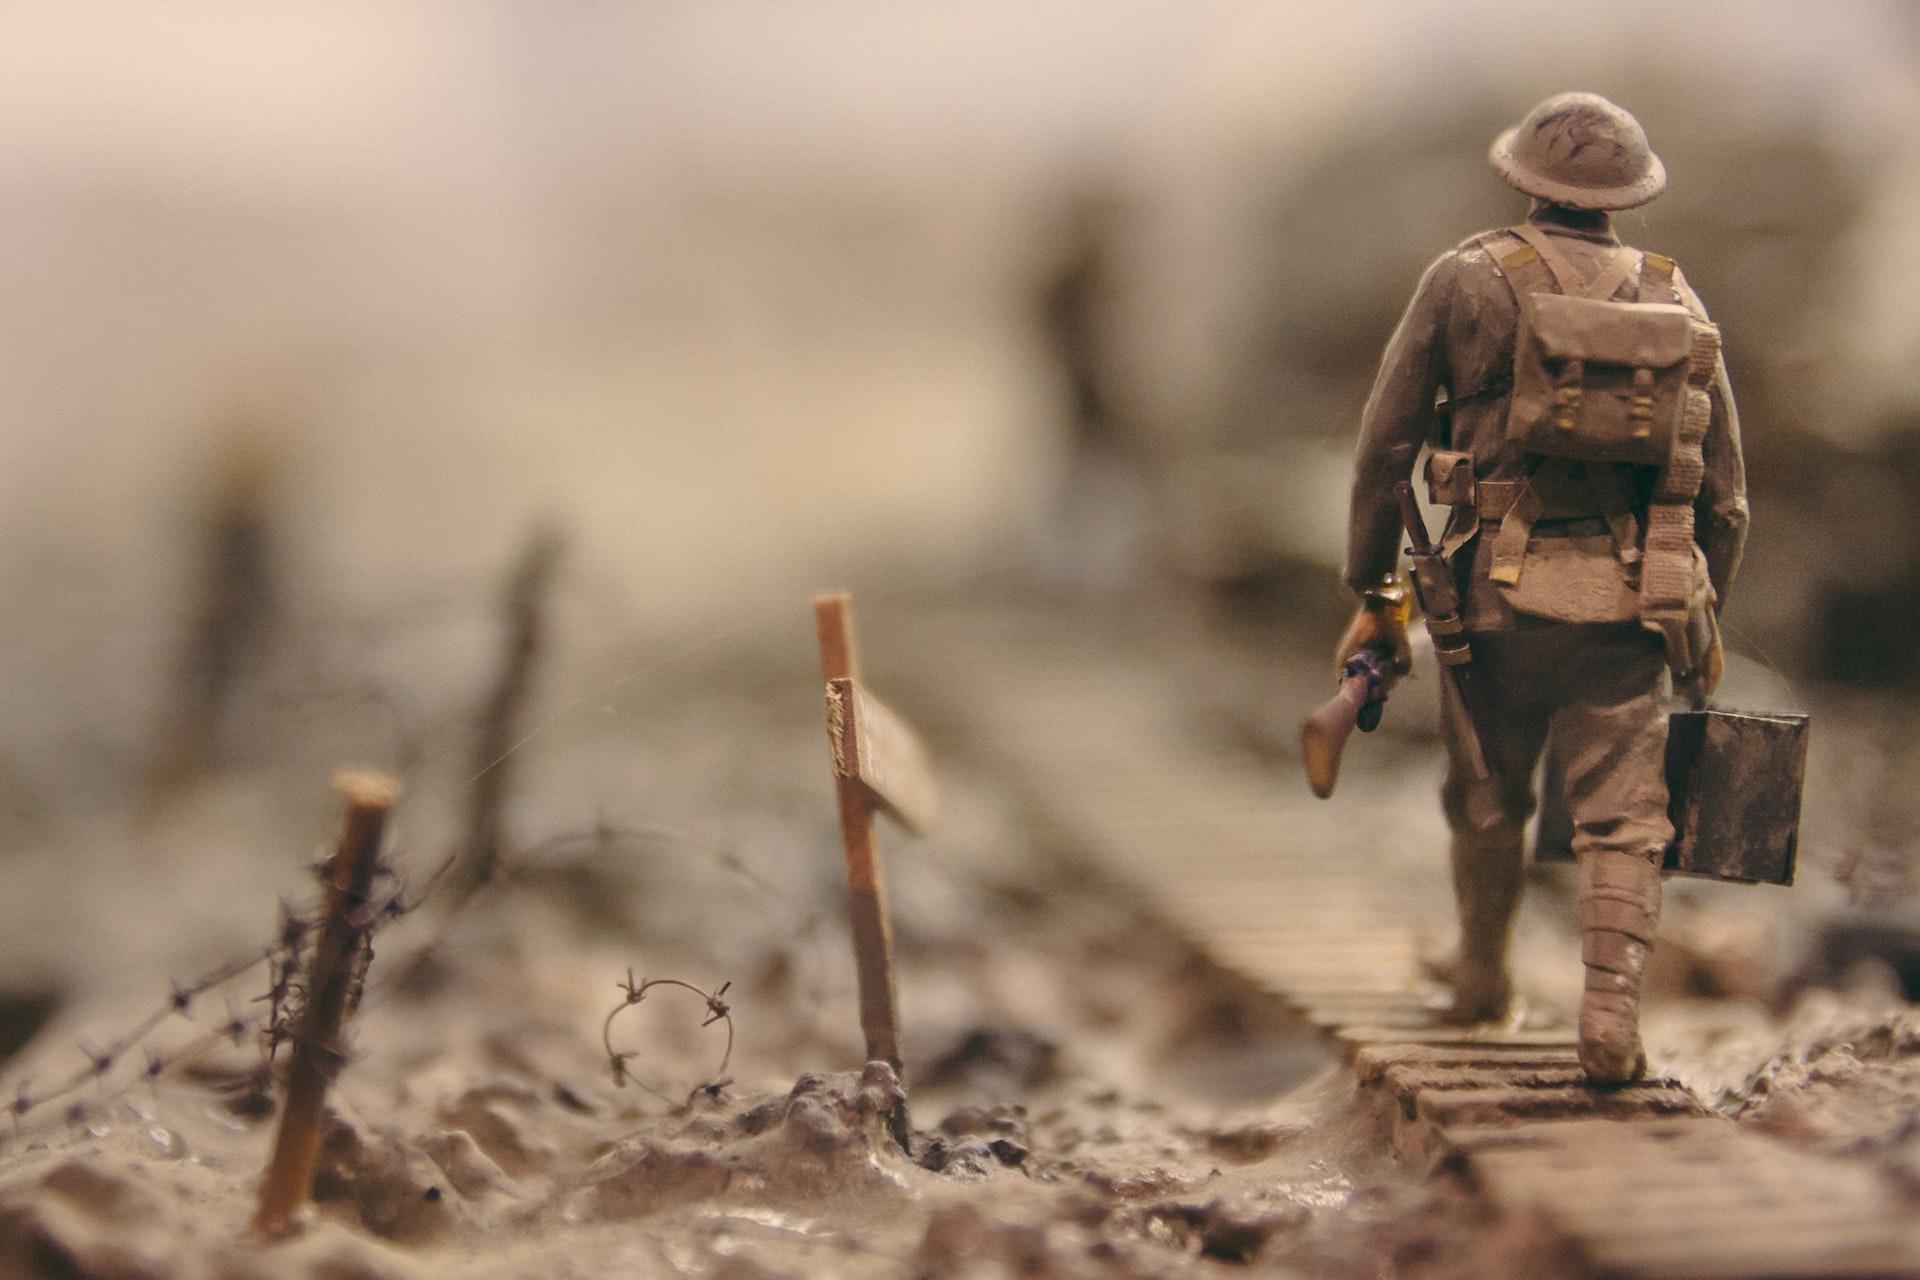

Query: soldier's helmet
<box><xmin>1489</xmin><ymin>92</ymin><xmax>1666</xmax><ymax>211</ymax></box>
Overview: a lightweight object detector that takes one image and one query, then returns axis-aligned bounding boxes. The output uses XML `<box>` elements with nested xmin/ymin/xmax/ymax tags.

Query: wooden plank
<box><xmin>1579</xmin><ymin>1221</ymin><xmax>1920</xmax><ymax>1280</ymax></box>
<box><xmin>825</xmin><ymin>676</ymin><xmax>938</xmax><ymax>834</ymax></box>
<box><xmin>1354</xmin><ymin>1043</ymin><xmax>1583</xmax><ymax>1084</ymax></box>
<box><xmin>1355</xmin><ymin>1041</ymin><xmax>1582</xmax><ymax>1069</ymax></box>
<box><xmin>1417</xmin><ymin>1083</ymin><xmax>1700</xmax><ymax>1129</ymax></box>
<box><xmin>1336</xmin><ymin>1025</ymin><xmax>1577</xmax><ymax>1055</ymax></box>
<box><xmin>1443</xmin><ymin>1115</ymin><xmax>1718</xmax><ymax>1155</ymax></box>
<box><xmin>1383</xmin><ymin>1063</ymin><xmax>1600</xmax><ymax>1096</ymax></box>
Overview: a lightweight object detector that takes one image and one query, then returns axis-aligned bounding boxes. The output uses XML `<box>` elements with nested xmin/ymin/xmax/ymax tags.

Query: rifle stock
<box><xmin>1302</xmin><ymin>649</ymin><xmax>1389</xmax><ymax>798</ymax></box>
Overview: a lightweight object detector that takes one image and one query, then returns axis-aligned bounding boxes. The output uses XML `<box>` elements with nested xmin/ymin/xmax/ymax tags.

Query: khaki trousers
<box><xmin>1441</xmin><ymin>621</ymin><xmax>1672</xmax><ymax>857</ymax></box>
<box><xmin>1438</xmin><ymin>621</ymin><xmax>1671</xmax><ymax>1059</ymax></box>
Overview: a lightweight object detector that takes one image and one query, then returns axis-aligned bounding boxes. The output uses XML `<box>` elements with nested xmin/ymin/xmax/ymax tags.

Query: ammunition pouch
<box><xmin>1426</xmin><ymin>450</ymin><xmax>1477</xmax><ymax>507</ymax></box>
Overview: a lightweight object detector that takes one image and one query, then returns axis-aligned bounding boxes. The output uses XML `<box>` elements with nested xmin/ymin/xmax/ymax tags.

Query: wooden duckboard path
<box><xmin>932</xmin><ymin>637</ymin><xmax>1920</xmax><ymax>1280</ymax></box>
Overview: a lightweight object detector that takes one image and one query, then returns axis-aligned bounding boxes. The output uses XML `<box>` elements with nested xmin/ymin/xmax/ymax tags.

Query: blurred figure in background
<box><xmin>1030</xmin><ymin>184</ymin><xmax>1157</xmax><ymax>595</ymax></box>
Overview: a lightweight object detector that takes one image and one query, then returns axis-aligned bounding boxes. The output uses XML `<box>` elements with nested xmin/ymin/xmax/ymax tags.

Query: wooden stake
<box><xmin>814</xmin><ymin>591</ymin><xmax>901</xmax><ymax>1069</ymax></box>
<box><xmin>252</xmin><ymin>767</ymin><xmax>398</xmax><ymax>1239</ymax></box>
<box><xmin>144</xmin><ymin>439</ymin><xmax>279</xmax><ymax>808</ymax></box>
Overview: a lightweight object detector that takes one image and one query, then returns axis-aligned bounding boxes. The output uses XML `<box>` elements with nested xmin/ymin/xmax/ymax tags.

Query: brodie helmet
<box><xmin>1490</xmin><ymin>92</ymin><xmax>1666</xmax><ymax>211</ymax></box>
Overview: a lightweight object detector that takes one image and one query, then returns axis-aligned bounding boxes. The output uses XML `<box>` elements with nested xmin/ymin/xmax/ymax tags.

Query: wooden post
<box><xmin>252</xmin><ymin>767</ymin><xmax>398</xmax><ymax>1238</ymax></box>
<box><xmin>814</xmin><ymin>591</ymin><xmax>901</xmax><ymax>1069</ymax></box>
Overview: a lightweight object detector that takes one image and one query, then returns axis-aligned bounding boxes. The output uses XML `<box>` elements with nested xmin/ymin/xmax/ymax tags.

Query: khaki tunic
<box><xmin>1345</xmin><ymin>210</ymin><xmax>1749</xmax><ymax>626</ymax></box>
<box><xmin>1343</xmin><ymin>208</ymin><xmax>1751</xmax><ymax>851</ymax></box>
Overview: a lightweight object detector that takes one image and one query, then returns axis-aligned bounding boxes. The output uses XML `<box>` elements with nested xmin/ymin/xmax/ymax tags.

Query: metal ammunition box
<box><xmin>1533</xmin><ymin>707</ymin><xmax>1806</xmax><ymax>885</ymax></box>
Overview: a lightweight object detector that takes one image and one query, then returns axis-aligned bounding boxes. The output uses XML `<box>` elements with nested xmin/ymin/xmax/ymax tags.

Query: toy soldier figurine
<box><xmin>1336</xmin><ymin>93</ymin><xmax>1748</xmax><ymax>1082</ymax></box>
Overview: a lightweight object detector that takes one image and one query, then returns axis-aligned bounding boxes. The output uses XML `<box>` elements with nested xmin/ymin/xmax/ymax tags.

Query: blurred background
<box><xmin>1</xmin><ymin>0</ymin><xmax>1918</xmax><ymax>1008</ymax></box>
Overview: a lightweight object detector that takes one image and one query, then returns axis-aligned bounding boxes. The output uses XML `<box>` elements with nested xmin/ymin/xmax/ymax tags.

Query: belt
<box><xmin>1479</xmin><ymin>515</ymin><xmax>1613</xmax><ymax>539</ymax></box>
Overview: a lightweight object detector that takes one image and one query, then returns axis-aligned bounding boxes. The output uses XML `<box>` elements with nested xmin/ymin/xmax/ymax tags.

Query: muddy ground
<box><xmin>0</xmin><ymin>577</ymin><xmax>1915</xmax><ymax>1279</ymax></box>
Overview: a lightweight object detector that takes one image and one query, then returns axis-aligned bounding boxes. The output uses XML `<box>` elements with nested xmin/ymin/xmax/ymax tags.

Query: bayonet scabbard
<box><xmin>1395</xmin><ymin>482</ymin><xmax>1492</xmax><ymax>778</ymax></box>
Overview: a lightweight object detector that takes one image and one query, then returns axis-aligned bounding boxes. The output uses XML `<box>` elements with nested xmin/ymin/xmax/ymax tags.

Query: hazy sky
<box><xmin>0</xmin><ymin>1</ymin><xmax>1913</xmax><ymax>631</ymax></box>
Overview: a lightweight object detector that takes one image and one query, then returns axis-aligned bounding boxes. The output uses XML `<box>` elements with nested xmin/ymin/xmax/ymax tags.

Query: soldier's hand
<box><xmin>1334</xmin><ymin>577</ymin><xmax>1413</xmax><ymax>685</ymax></box>
<box><xmin>1677</xmin><ymin>612</ymin><xmax>1724</xmax><ymax>707</ymax></box>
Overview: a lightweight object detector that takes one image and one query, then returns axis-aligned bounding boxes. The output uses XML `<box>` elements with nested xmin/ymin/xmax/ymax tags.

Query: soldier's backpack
<box><xmin>1485</xmin><ymin>223</ymin><xmax>1724</xmax><ymax>688</ymax></box>
<box><xmin>1503</xmin><ymin>225</ymin><xmax>1700</xmax><ymax>466</ymax></box>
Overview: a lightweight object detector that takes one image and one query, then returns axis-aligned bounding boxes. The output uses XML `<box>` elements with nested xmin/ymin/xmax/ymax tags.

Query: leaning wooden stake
<box><xmin>814</xmin><ymin>592</ymin><xmax>937</xmax><ymax>1071</ymax></box>
<box><xmin>252</xmin><ymin>767</ymin><xmax>398</xmax><ymax>1239</ymax></box>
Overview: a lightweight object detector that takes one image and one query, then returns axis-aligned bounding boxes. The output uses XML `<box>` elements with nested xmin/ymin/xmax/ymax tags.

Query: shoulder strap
<box><xmin>1512</xmin><ymin>223</ymin><xmax>1640</xmax><ymax>301</ymax></box>
<box><xmin>1481</xmin><ymin>230</ymin><xmax>1574</xmax><ymax>588</ymax></box>
<box><xmin>1431</xmin><ymin>231</ymin><xmax>1532</xmax><ymax>443</ymax></box>
<box><xmin>1483</xmin><ymin>228</ymin><xmax>1555</xmax><ymax>302</ymax></box>
<box><xmin>1582</xmin><ymin>249</ymin><xmax>1640</xmax><ymax>304</ymax></box>
<box><xmin>1500</xmin><ymin>225</ymin><xmax>1564</xmax><ymax>297</ymax></box>
<box><xmin>1509</xmin><ymin>223</ymin><xmax>1579</xmax><ymax>294</ymax></box>
<box><xmin>1636</xmin><ymin>251</ymin><xmax>1676</xmax><ymax>303</ymax></box>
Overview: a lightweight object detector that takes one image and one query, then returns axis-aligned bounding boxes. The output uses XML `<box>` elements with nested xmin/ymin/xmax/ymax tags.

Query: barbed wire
<box><xmin>0</xmin><ymin>839</ymin><xmax>456</xmax><ymax>1139</ymax></box>
<box><xmin>0</xmin><ymin>538</ymin><xmax>803</xmax><ymax>1140</ymax></box>
<box><xmin>0</xmin><ymin>806</ymin><xmax>775</xmax><ymax>1136</ymax></box>
<box><xmin>601</xmin><ymin>971</ymin><xmax>735</xmax><ymax>1106</ymax></box>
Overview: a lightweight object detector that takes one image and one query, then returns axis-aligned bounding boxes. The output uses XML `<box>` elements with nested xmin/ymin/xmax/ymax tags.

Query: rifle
<box><xmin>1300</xmin><ymin>481</ymin><xmax>1493</xmax><ymax>797</ymax></box>
<box><xmin>1302</xmin><ymin>648</ymin><xmax>1392</xmax><ymax>798</ymax></box>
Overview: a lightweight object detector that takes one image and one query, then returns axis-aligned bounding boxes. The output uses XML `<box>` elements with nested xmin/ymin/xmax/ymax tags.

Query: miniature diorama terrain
<box><xmin>0</xmin><ymin>553</ymin><xmax>1915</xmax><ymax>1278</ymax></box>
<box><xmin>5</xmin><ymin>20</ymin><xmax>1920</xmax><ymax>1277</ymax></box>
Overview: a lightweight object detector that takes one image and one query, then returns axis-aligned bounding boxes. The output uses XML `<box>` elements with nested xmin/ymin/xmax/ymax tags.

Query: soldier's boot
<box><xmin>1577</xmin><ymin>848</ymin><xmax>1662</xmax><ymax>1084</ymax></box>
<box><xmin>1439</xmin><ymin>825</ymin><xmax>1524</xmax><ymax>1023</ymax></box>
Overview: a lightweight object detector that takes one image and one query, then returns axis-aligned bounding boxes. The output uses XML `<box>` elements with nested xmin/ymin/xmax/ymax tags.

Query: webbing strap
<box><xmin>1439</xmin><ymin>504</ymin><xmax>1480</xmax><ymax>560</ymax></box>
<box><xmin>1495</xmin><ymin>232</ymin><xmax>1555</xmax><ymax>299</ymax></box>
<box><xmin>1583</xmin><ymin>249</ymin><xmax>1640</xmax><ymax>305</ymax></box>
<box><xmin>1490</xmin><ymin>231</ymin><xmax>1588</xmax><ymax>588</ymax></box>
<box><xmin>1637</xmin><ymin>251</ymin><xmax>1677</xmax><ymax>303</ymax></box>
<box><xmin>1585</xmin><ymin>463</ymin><xmax>1643</xmax><ymax>567</ymax></box>
<box><xmin>1638</xmin><ymin>320</ymin><xmax>1721</xmax><ymax>668</ymax></box>
<box><xmin>1489</xmin><ymin>456</ymin><xmax>1577</xmax><ymax>586</ymax></box>
<box><xmin>1510</xmin><ymin>223</ymin><xmax>1579</xmax><ymax>294</ymax></box>
<box><xmin>1510</xmin><ymin>223</ymin><xmax>1636</xmax><ymax>300</ymax></box>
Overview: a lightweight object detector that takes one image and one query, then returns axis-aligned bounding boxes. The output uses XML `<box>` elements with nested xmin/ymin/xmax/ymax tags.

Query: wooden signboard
<box><xmin>813</xmin><ymin>591</ymin><xmax>938</xmax><ymax>1070</ymax></box>
<box><xmin>825</xmin><ymin>677</ymin><xmax>937</xmax><ymax>835</ymax></box>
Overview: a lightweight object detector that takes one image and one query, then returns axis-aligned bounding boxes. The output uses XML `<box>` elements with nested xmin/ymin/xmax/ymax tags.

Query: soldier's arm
<box><xmin>1673</xmin><ymin>269</ymin><xmax>1750</xmax><ymax>608</ymax></box>
<box><xmin>1344</xmin><ymin>252</ymin><xmax>1456</xmax><ymax>594</ymax></box>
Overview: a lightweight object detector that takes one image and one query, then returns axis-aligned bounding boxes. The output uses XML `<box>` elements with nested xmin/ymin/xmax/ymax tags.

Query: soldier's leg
<box><xmin>1438</xmin><ymin>633</ymin><xmax>1551</xmax><ymax>1023</ymax></box>
<box><xmin>1551</xmin><ymin>626</ymin><xmax>1672</xmax><ymax>1084</ymax></box>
